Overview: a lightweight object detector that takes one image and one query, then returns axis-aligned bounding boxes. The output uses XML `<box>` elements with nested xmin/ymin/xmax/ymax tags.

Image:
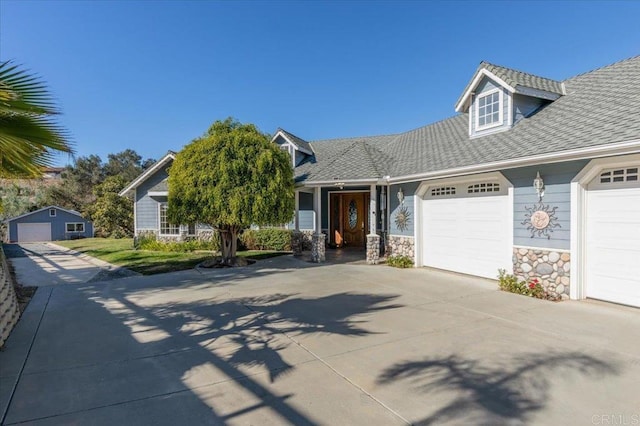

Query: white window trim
<box><xmin>65</xmin><ymin>222</ymin><xmax>85</xmax><ymax>233</ymax></box>
<box><xmin>475</xmin><ymin>88</ymin><xmax>504</xmax><ymax>131</ymax></box>
<box><xmin>49</xmin><ymin>208</ymin><xmax>56</xmax><ymax>217</ymax></box>
<box><xmin>158</xmin><ymin>203</ymin><xmax>180</xmax><ymax>236</ymax></box>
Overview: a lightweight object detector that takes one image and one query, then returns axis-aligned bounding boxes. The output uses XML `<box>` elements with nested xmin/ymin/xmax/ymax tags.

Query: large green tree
<box><xmin>88</xmin><ymin>175</ymin><xmax>134</xmax><ymax>238</ymax></box>
<box><xmin>168</xmin><ymin>118</ymin><xmax>294</xmax><ymax>263</ymax></box>
<box><xmin>0</xmin><ymin>60</ymin><xmax>74</xmax><ymax>178</ymax></box>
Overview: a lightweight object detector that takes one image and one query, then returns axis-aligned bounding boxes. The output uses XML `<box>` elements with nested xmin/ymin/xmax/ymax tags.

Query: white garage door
<box><xmin>421</xmin><ymin>180</ymin><xmax>511</xmax><ymax>279</ymax></box>
<box><xmin>17</xmin><ymin>223</ymin><xmax>52</xmax><ymax>242</ymax></box>
<box><xmin>586</xmin><ymin>166</ymin><xmax>640</xmax><ymax>308</ymax></box>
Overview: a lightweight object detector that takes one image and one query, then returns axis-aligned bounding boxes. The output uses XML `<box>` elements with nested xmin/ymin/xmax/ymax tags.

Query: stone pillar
<box><xmin>311</xmin><ymin>233</ymin><xmax>326</xmax><ymax>263</ymax></box>
<box><xmin>291</xmin><ymin>231</ymin><xmax>303</xmax><ymax>256</ymax></box>
<box><xmin>366</xmin><ymin>234</ymin><xmax>381</xmax><ymax>265</ymax></box>
<box><xmin>369</xmin><ymin>184</ymin><xmax>377</xmax><ymax>235</ymax></box>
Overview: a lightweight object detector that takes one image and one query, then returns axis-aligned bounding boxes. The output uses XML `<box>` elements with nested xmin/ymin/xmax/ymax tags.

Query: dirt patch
<box><xmin>199</xmin><ymin>256</ymin><xmax>256</xmax><ymax>268</ymax></box>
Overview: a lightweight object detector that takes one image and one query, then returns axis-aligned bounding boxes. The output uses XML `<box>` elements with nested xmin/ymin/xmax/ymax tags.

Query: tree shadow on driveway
<box><xmin>376</xmin><ymin>351</ymin><xmax>620</xmax><ymax>425</ymax></box>
<box><xmin>73</xmin><ymin>280</ymin><xmax>404</xmax><ymax>424</ymax></box>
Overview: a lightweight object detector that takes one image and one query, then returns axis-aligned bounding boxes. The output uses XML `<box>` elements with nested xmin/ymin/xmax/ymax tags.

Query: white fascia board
<box><xmin>302</xmin><ymin>178</ymin><xmax>379</xmax><ymax>187</ymax></box>
<box><xmin>455</xmin><ymin>68</ymin><xmax>516</xmax><ymax>113</ymax></box>
<box><xmin>273</xmin><ymin>130</ymin><xmax>313</xmax><ymax>156</ymax></box>
<box><xmin>148</xmin><ymin>191</ymin><xmax>169</xmax><ymax>196</ymax></box>
<box><xmin>389</xmin><ymin>139</ymin><xmax>640</xmax><ymax>185</ymax></box>
<box><xmin>118</xmin><ymin>152</ymin><xmax>176</xmax><ymax>197</ymax></box>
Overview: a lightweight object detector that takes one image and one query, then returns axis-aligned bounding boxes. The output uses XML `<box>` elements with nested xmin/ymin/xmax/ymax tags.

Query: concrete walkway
<box><xmin>1</xmin><ymin>256</ymin><xmax>638</xmax><ymax>425</ymax></box>
<box><xmin>3</xmin><ymin>243</ymin><xmax>137</xmax><ymax>287</ymax></box>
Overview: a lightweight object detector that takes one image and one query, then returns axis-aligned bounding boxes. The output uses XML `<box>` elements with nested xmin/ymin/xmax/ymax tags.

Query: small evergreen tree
<box><xmin>168</xmin><ymin>118</ymin><xmax>294</xmax><ymax>263</ymax></box>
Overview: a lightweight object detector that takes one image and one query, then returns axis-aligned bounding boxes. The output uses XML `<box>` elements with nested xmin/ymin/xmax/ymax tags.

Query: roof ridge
<box><xmin>564</xmin><ymin>54</ymin><xmax>640</xmax><ymax>82</ymax></box>
<box><xmin>482</xmin><ymin>61</ymin><xmax>562</xmax><ymax>84</ymax></box>
<box><xmin>310</xmin><ymin>132</ymin><xmax>400</xmax><ymax>144</ymax></box>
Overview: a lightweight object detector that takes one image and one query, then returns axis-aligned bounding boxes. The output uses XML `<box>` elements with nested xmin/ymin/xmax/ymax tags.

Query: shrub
<box><xmin>240</xmin><ymin>229</ymin><xmax>292</xmax><ymax>251</ymax></box>
<box><xmin>386</xmin><ymin>255</ymin><xmax>414</xmax><ymax>268</ymax></box>
<box><xmin>497</xmin><ymin>269</ymin><xmax>550</xmax><ymax>299</ymax></box>
<box><xmin>135</xmin><ymin>233</ymin><xmax>220</xmax><ymax>252</ymax></box>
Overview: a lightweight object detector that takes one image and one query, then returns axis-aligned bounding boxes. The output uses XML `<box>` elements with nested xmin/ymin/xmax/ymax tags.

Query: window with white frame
<box><xmin>467</xmin><ymin>182</ymin><xmax>501</xmax><ymax>193</ymax></box>
<box><xmin>159</xmin><ymin>204</ymin><xmax>179</xmax><ymax>235</ymax></box>
<box><xmin>431</xmin><ymin>186</ymin><xmax>456</xmax><ymax>197</ymax></box>
<box><xmin>599</xmin><ymin>167</ymin><xmax>639</xmax><ymax>184</ymax></box>
<box><xmin>49</xmin><ymin>208</ymin><xmax>56</xmax><ymax>217</ymax></box>
<box><xmin>66</xmin><ymin>223</ymin><xmax>85</xmax><ymax>232</ymax></box>
<box><xmin>476</xmin><ymin>89</ymin><xmax>502</xmax><ymax>129</ymax></box>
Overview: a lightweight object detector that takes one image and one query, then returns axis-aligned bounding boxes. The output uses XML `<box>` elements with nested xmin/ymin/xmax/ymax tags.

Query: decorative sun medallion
<box><xmin>394</xmin><ymin>205</ymin><xmax>411</xmax><ymax>232</ymax></box>
<box><xmin>522</xmin><ymin>203</ymin><xmax>560</xmax><ymax>239</ymax></box>
<box><xmin>530</xmin><ymin>210</ymin><xmax>550</xmax><ymax>230</ymax></box>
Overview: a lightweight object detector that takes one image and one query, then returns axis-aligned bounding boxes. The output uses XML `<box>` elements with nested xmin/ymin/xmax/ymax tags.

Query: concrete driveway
<box><xmin>1</xmin><ymin>256</ymin><xmax>638</xmax><ymax>425</ymax></box>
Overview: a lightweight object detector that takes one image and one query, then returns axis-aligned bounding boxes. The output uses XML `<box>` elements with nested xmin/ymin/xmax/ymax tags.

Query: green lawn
<box><xmin>56</xmin><ymin>238</ymin><xmax>287</xmax><ymax>275</ymax></box>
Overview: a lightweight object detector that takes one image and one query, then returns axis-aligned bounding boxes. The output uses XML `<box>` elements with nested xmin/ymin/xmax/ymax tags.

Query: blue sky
<box><xmin>2</xmin><ymin>1</ymin><xmax>639</xmax><ymax>165</ymax></box>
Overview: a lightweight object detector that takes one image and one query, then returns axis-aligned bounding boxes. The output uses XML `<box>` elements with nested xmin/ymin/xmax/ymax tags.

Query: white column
<box><xmin>294</xmin><ymin>191</ymin><xmax>300</xmax><ymax>231</ymax></box>
<box><xmin>314</xmin><ymin>186</ymin><xmax>322</xmax><ymax>234</ymax></box>
<box><xmin>369</xmin><ymin>184</ymin><xmax>377</xmax><ymax>235</ymax></box>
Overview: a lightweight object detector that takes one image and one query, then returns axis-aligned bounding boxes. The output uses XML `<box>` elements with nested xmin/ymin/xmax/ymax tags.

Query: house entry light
<box><xmin>533</xmin><ymin>171</ymin><xmax>545</xmax><ymax>201</ymax></box>
<box><xmin>397</xmin><ymin>188</ymin><xmax>404</xmax><ymax>205</ymax></box>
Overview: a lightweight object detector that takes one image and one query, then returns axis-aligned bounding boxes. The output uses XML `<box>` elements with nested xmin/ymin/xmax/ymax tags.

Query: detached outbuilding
<box><xmin>5</xmin><ymin>206</ymin><xmax>93</xmax><ymax>243</ymax></box>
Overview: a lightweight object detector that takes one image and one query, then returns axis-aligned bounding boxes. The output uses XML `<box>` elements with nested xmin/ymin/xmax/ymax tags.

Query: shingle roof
<box><xmin>482</xmin><ymin>61</ymin><xmax>565</xmax><ymax>95</ymax></box>
<box><xmin>277</xmin><ymin>128</ymin><xmax>313</xmax><ymax>154</ymax></box>
<box><xmin>292</xmin><ymin>55</ymin><xmax>640</xmax><ymax>183</ymax></box>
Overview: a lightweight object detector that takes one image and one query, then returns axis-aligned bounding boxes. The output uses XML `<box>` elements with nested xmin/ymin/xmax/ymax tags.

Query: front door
<box><xmin>341</xmin><ymin>192</ymin><xmax>368</xmax><ymax>247</ymax></box>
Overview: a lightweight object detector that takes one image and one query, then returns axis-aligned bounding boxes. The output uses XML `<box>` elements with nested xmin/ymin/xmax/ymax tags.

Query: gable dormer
<box><xmin>455</xmin><ymin>62</ymin><xmax>565</xmax><ymax>138</ymax></box>
<box><xmin>272</xmin><ymin>128</ymin><xmax>314</xmax><ymax>168</ymax></box>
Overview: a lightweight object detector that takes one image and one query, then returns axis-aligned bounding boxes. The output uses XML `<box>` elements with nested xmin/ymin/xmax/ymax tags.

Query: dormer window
<box><xmin>456</xmin><ymin>61</ymin><xmax>564</xmax><ymax>138</ymax></box>
<box><xmin>476</xmin><ymin>89</ymin><xmax>503</xmax><ymax>129</ymax></box>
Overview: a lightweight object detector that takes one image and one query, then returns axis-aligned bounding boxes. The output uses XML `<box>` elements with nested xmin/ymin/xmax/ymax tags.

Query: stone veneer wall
<box><xmin>387</xmin><ymin>236</ymin><xmax>415</xmax><ymax>260</ymax></box>
<box><xmin>311</xmin><ymin>233</ymin><xmax>326</xmax><ymax>262</ymax></box>
<box><xmin>513</xmin><ymin>247</ymin><xmax>571</xmax><ymax>300</ymax></box>
<box><xmin>291</xmin><ymin>230</ymin><xmax>314</xmax><ymax>256</ymax></box>
<box><xmin>1</xmin><ymin>246</ymin><xmax>20</xmax><ymax>348</ymax></box>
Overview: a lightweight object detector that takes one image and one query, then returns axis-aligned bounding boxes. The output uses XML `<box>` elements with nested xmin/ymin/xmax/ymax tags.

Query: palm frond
<box><xmin>0</xmin><ymin>60</ymin><xmax>74</xmax><ymax>177</ymax></box>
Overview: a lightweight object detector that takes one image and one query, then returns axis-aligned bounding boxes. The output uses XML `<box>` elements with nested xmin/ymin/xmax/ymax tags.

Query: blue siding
<box><xmin>502</xmin><ymin>161</ymin><xmax>588</xmax><ymax>250</ymax></box>
<box><xmin>513</xmin><ymin>94</ymin><xmax>544</xmax><ymax>124</ymax></box>
<box><xmin>135</xmin><ymin>166</ymin><xmax>170</xmax><ymax>231</ymax></box>
<box><xmin>389</xmin><ymin>182</ymin><xmax>419</xmax><ymax>236</ymax></box>
<box><xmin>470</xmin><ymin>77</ymin><xmax>511</xmax><ymax>137</ymax></box>
<box><xmin>9</xmin><ymin>207</ymin><xmax>93</xmax><ymax>242</ymax></box>
<box><xmin>286</xmin><ymin>210</ymin><xmax>315</xmax><ymax>230</ymax></box>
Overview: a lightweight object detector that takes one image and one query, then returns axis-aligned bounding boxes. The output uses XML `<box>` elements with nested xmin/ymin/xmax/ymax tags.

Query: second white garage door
<box><xmin>17</xmin><ymin>223</ymin><xmax>52</xmax><ymax>242</ymax></box>
<box><xmin>585</xmin><ymin>166</ymin><xmax>640</xmax><ymax>308</ymax></box>
<box><xmin>421</xmin><ymin>180</ymin><xmax>512</xmax><ymax>279</ymax></box>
